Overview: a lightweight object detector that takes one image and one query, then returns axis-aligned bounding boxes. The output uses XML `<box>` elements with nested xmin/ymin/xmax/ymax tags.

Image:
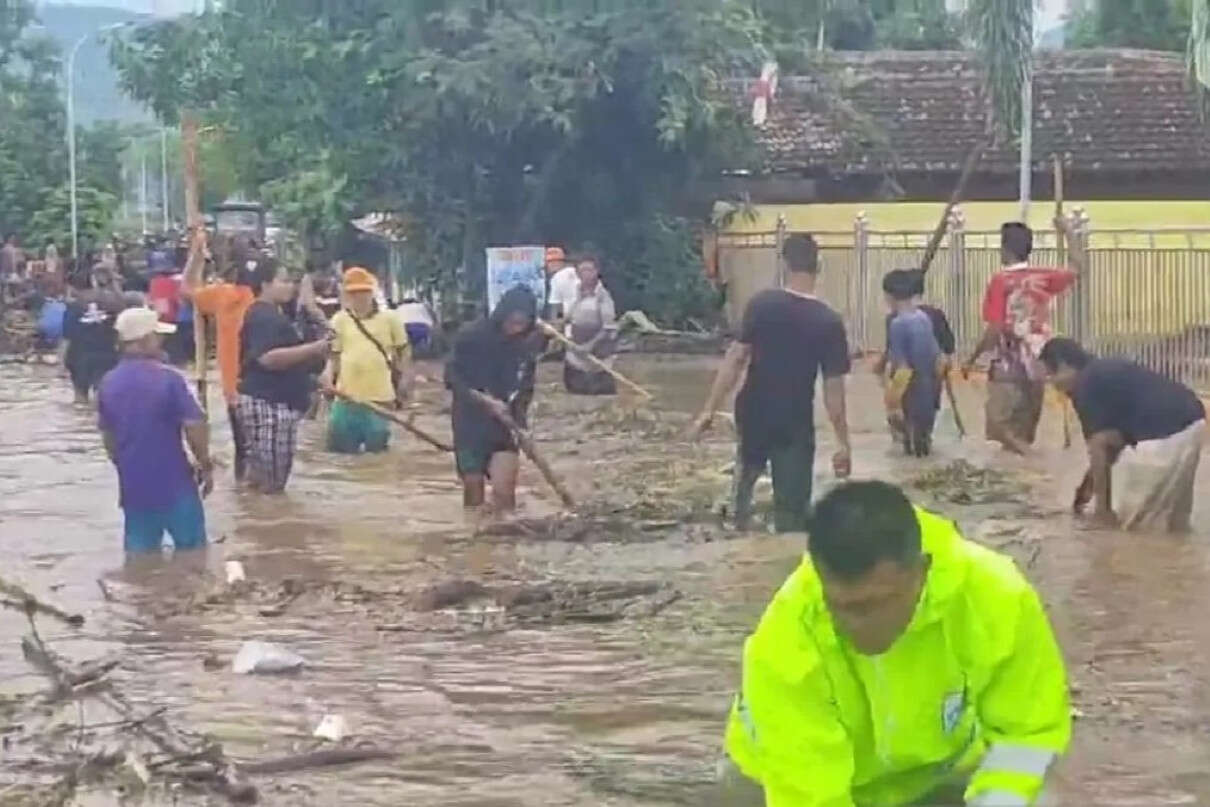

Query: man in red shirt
<box><xmin>963</xmin><ymin>223</ymin><xmax>1077</xmax><ymax>454</ymax></box>
<box><xmin>147</xmin><ymin>250</ymin><xmax>186</xmax><ymax>364</ymax></box>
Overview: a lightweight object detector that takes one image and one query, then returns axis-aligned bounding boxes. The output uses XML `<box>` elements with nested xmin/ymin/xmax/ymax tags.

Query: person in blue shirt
<box><xmin>883</xmin><ymin>269</ymin><xmax>943</xmax><ymax>457</ymax></box>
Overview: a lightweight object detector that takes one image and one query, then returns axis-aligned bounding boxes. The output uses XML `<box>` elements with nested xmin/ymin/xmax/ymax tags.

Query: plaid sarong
<box><xmin>235</xmin><ymin>394</ymin><xmax>302</xmax><ymax>493</ymax></box>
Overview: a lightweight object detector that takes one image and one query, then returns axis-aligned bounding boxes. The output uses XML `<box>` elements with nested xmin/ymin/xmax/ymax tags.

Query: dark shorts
<box><xmin>734</xmin><ymin>426</ymin><xmax>816</xmax><ymax>533</ymax></box>
<box><xmin>455</xmin><ymin>434</ymin><xmax>518</xmax><ymax>476</ymax></box>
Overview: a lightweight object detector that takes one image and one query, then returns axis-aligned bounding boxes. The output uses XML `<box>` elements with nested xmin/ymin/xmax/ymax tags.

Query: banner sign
<box><xmin>486</xmin><ymin>246</ymin><xmax>546</xmax><ymax>313</ymax></box>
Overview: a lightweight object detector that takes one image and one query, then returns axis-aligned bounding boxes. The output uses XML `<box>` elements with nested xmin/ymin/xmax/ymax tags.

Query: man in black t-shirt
<box><xmin>691</xmin><ymin>233</ymin><xmax>851</xmax><ymax>533</ymax></box>
<box><xmin>1041</xmin><ymin>337</ymin><xmax>1206</xmax><ymax>533</ymax></box>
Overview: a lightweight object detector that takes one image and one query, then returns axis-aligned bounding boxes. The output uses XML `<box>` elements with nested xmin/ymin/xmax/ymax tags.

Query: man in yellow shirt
<box><xmin>323</xmin><ymin>267</ymin><xmax>411</xmax><ymax>453</ymax></box>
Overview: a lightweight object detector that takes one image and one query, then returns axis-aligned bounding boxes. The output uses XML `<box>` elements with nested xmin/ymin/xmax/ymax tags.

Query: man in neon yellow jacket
<box><xmin>725</xmin><ymin>480</ymin><xmax>1070</xmax><ymax>807</ymax></box>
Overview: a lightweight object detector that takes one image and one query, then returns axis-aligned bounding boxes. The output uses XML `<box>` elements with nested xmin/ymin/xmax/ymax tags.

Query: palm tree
<box><xmin>1189</xmin><ymin>0</ymin><xmax>1210</xmax><ymax>109</ymax></box>
<box><xmin>920</xmin><ymin>0</ymin><xmax>1034</xmax><ymax>269</ymax></box>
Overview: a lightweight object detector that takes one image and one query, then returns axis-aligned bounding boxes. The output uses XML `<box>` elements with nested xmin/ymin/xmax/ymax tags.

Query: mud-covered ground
<box><xmin>0</xmin><ymin>356</ymin><xmax>1208</xmax><ymax>805</ymax></box>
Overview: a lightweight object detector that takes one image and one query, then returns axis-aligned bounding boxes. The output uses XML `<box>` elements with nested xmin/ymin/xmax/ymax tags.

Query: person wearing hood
<box><xmin>445</xmin><ymin>285</ymin><xmax>538</xmax><ymax>513</ymax></box>
<box><xmin>722</xmin><ymin>480</ymin><xmax>1070</xmax><ymax>807</ymax></box>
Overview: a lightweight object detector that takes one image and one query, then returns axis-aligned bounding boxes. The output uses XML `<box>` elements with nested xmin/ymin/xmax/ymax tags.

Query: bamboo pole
<box><xmin>919</xmin><ymin>139</ymin><xmax>988</xmax><ymax>274</ymax></box>
<box><xmin>1053</xmin><ymin>154</ymin><xmax>1074</xmax><ymax>450</ymax></box>
<box><xmin>537</xmin><ymin>319</ymin><xmax>653</xmax><ymax>400</ymax></box>
<box><xmin>182</xmin><ymin>113</ymin><xmax>208</xmax><ymax>413</ymax></box>
<box><xmin>330</xmin><ymin>390</ymin><xmax>453</xmax><ymax>453</ymax></box>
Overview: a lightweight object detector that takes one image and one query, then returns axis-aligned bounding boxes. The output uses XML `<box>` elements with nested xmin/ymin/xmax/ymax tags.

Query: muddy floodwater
<box><xmin>2</xmin><ymin>355</ymin><xmax>1209</xmax><ymax>805</ymax></box>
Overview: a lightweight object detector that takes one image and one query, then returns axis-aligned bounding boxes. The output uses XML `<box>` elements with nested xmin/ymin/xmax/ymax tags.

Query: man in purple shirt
<box><xmin>98</xmin><ymin>307</ymin><xmax>213</xmax><ymax>553</ymax></box>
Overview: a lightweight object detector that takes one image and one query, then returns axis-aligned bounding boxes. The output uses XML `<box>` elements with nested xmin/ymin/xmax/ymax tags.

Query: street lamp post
<box><xmin>160</xmin><ymin>127</ymin><xmax>170</xmax><ymax>231</ymax></box>
<box><xmin>67</xmin><ymin>22</ymin><xmax>127</xmax><ymax>260</ymax></box>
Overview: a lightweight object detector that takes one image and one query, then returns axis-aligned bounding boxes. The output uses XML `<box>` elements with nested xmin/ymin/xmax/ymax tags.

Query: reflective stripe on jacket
<box><xmin>725</xmin><ymin>507</ymin><xmax>1070</xmax><ymax>807</ymax></box>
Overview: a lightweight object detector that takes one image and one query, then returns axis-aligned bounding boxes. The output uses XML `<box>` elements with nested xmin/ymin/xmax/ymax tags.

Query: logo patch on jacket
<box><xmin>941</xmin><ymin>691</ymin><xmax>965</xmax><ymax>734</ymax></box>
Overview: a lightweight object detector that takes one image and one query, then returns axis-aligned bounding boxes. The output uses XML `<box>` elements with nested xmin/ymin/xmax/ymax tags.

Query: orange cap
<box><xmin>343</xmin><ymin>266</ymin><xmax>376</xmax><ymax>293</ymax></box>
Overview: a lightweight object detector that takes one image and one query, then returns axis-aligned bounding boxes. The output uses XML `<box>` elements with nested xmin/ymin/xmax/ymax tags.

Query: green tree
<box><xmin>0</xmin><ymin>0</ymin><xmax>68</xmax><ymax>239</ymax></box>
<box><xmin>111</xmin><ymin>0</ymin><xmax>764</xmax><ymax>324</ymax></box>
<box><xmin>27</xmin><ymin>184</ymin><xmax>117</xmax><ymax>255</ymax></box>
<box><xmin>1069</xmin><ymin>0</ymin><xmax>1189</xmax><ymax>50</ymax></box>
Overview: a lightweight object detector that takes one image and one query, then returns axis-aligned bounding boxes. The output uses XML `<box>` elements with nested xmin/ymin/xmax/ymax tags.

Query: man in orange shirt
<box><xmin>182</xmin><ymin>233</ymin><xmax>258</xmax><ymax>480</ymax></box>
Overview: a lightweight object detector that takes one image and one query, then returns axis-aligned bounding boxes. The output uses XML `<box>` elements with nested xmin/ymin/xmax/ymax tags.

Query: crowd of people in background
<box><xmin>2</xmin><ymin>219</ymin><xmax>1202</xmax><ymax>558</ymax></box>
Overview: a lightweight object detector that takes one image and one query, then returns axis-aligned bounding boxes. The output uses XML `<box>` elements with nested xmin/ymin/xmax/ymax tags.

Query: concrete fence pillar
<box><xmin>854</xmin><ymin>210</ymin><xmax>869</xmax><ymax>351</ymax></box>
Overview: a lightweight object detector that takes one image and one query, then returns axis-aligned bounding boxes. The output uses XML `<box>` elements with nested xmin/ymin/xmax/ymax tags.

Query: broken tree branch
<box><xmin>1</xmin><ymin>577</ymin><xmax>84</xmax><ymax>627</ymax></box>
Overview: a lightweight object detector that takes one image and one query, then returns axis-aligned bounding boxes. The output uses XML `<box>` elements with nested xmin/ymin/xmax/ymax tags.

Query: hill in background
<box><xmin>34</xmin><ymin>3</ymin><xmax>152</xmax><ymax>125</ymax></box>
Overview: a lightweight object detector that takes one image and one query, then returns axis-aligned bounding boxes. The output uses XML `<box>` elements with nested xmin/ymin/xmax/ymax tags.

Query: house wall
<box><xmin>722</xmin><ymin>201</ymin><xmax>1210</xmax><ymax>248</ymax></box>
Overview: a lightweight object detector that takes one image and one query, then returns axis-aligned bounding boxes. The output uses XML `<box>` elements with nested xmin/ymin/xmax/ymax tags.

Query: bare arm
<box><xmin>183</xmin><ymin>419</ymin><xmax>213</xmax><ymax>496</ymax></box>
<box><xmin>823</xmin><ymin>374</ymin><xmax>851</xmax><ymax>453</ymax></box>
<box><xmin>257</xmin><ymin>340</ymin><xmax>327</xmax><ymax>371</ymax></box>
<box><xmin>965</xmin><ymin>324</ymin><xmax>1000</xmax><ymax>369</ymax></box>
<box><xmin>697</xmin><ymin>342</ymin><xmax>751</xmax><ymax>421</ymax></box>
<box><xmin>183</xmin><ymin>420</ymin><xmax>211</xmax><ymax>469</ymax></box>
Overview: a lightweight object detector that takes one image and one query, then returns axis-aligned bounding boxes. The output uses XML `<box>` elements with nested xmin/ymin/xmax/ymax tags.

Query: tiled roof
<box><xmin>730</xmin><ymin>49</ymin><xmax>1210</xmax><ymax>175</ymax></box>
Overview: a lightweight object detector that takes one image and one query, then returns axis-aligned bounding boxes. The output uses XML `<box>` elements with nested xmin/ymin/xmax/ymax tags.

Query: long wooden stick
<box><xmin>471</xmin><ymin>391</ymin><xmax>576</xmax><ymax>509</ymax></box>
<box><xmin>919</xmin><ymin>139</ymin><xmax>988</xmax><ymax>274</ymax></box>
<box><xmin>537</xmin><ymin>319</ymin><xmax>653</xmax><ymax>400</ymax></box>
<box><xmin>1053</xmin><ymin>154</ymin><xmax>1073</xmax><ymax>450</ymax></box>
<box><xmin>331</xmin><ymin>390</ymin><xmax>453</xmax><ymax>452</ymax></box>
<box><xmin>943</xmin><ymin>372</ymin><xmax>966</xmax><ymax>438</ymax></box>
<box><xmin>182</xmin><ymin>113</ymin><xmax>209</xmax><ymax>413</ymax></box>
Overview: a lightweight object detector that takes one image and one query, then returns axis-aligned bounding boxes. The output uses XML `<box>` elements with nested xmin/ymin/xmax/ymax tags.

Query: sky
<box><xmin>36</xmin><ymin>0</ymin><xmax>203</xmax><ymax>15</ymax></box>
<box><xmin>47</xmin><ymin>0</ymin><xmax>1068</xmax><ymax>39</ymax></box>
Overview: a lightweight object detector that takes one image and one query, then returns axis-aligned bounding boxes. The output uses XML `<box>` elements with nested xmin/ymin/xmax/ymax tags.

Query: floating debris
<box><xmin>908</xmin><ymin>460</ymin><xmax>1030</xmax><ymax>506</ymax></box>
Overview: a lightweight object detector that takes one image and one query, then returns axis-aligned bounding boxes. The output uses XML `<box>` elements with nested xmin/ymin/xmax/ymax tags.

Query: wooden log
<box><xmin>238</xmin><ymin>746</ymin><xmax>398</xmax><ymax>775</ymax></box>
<box><xmin>537</xmin><ymin>319</ymin><xmax>653</xmax><ymax>400</ymax></box>
<box><xmin>330</xmin><ymin>390</ymin><xmax>453</xmax><ymax>452</ymax></box>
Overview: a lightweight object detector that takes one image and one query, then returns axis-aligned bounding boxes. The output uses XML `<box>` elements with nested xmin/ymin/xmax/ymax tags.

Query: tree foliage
<box><xmin>0</xmin><ymin>0</ymin><xmax>126</xmax><ymax>252</ymax></box>
<box><xmin>111</xmin><ymin>0</ymin><xmax>765</xmax><ymax>323</ymax></box>
<box><xmin>0</xmin><ymin>0</ymin><xmax>68</xmax><ymax>239</ymax></box>
<box><xmin>1069</xmin><ymin>0</ymin><xmax>1190</xmax><ymax>51</ymax></box>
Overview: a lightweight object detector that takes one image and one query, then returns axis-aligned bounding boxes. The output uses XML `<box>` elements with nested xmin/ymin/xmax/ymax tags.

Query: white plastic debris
<box><xmin>312</xmin><ymin>714</ymin><xmax>348</xmax><ymax>742</ymax></box>
<box><xmin>117</xmin><ymin>752</ymin><xmax>151</xmax><ymax>792</ymax></box>
<box><xmin>224</xmin><ymin>561</ymin><xmax>247</xmax><ymax>584</ymax></box>
<box><xmin>231</xmin><ymin>641</ymin><xmax>305</xmax><ymax>675</ymax></box>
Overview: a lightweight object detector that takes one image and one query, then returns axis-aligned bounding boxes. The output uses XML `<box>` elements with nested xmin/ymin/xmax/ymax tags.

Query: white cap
<box><xmin>114</xmin><ymin>307</ymin><xmax>176</xmax><ymax>342</ymax></box>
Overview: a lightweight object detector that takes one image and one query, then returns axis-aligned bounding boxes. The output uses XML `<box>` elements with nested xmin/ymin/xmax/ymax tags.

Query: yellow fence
<box><xmin>716</xmin><ymin>221</ymin><xmax>1210</xmax><ymax>391</ymax></box>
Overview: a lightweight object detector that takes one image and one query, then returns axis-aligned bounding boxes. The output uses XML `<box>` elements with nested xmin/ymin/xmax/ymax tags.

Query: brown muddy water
<box><xmin>1</xmin><ymin>355</ymin><xmax>1209</xmax><ymax>805</ymax></box>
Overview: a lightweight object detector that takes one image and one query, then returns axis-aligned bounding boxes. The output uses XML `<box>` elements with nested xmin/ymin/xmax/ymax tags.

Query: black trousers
<box><xmin>733</xmin><ymin>427</ymin><xmax>815</xmax><ymax>533</ymax></box>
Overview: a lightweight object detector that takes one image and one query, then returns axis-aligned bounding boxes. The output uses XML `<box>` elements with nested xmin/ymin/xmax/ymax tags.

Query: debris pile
<box><xmin>908</xmin><ymin>460</ymin><xmax>1030</xmax><ymax>506</ymax></box>
<box><xmin>1</xmin><ymin>577</ymin><xmax>396</xmax><ymax>805</ymax></box>
<box><xmin>127</xmin><ymin>574</ymin><xmax>681</xmax><ymax>633</ymax></box>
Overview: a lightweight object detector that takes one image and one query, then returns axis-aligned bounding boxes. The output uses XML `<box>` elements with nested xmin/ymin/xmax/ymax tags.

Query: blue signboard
<box><xmin>486</xmin><ymin>246</ymin><xmax>546</xmax><ymax>313</ymax></box>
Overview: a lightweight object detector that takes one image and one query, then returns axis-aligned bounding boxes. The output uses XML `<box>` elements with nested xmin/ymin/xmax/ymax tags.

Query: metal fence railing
<box><xmin>715</xmin><ymin>209</ymin><xmax>1210</xmax><ymax>393</ymax></box>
